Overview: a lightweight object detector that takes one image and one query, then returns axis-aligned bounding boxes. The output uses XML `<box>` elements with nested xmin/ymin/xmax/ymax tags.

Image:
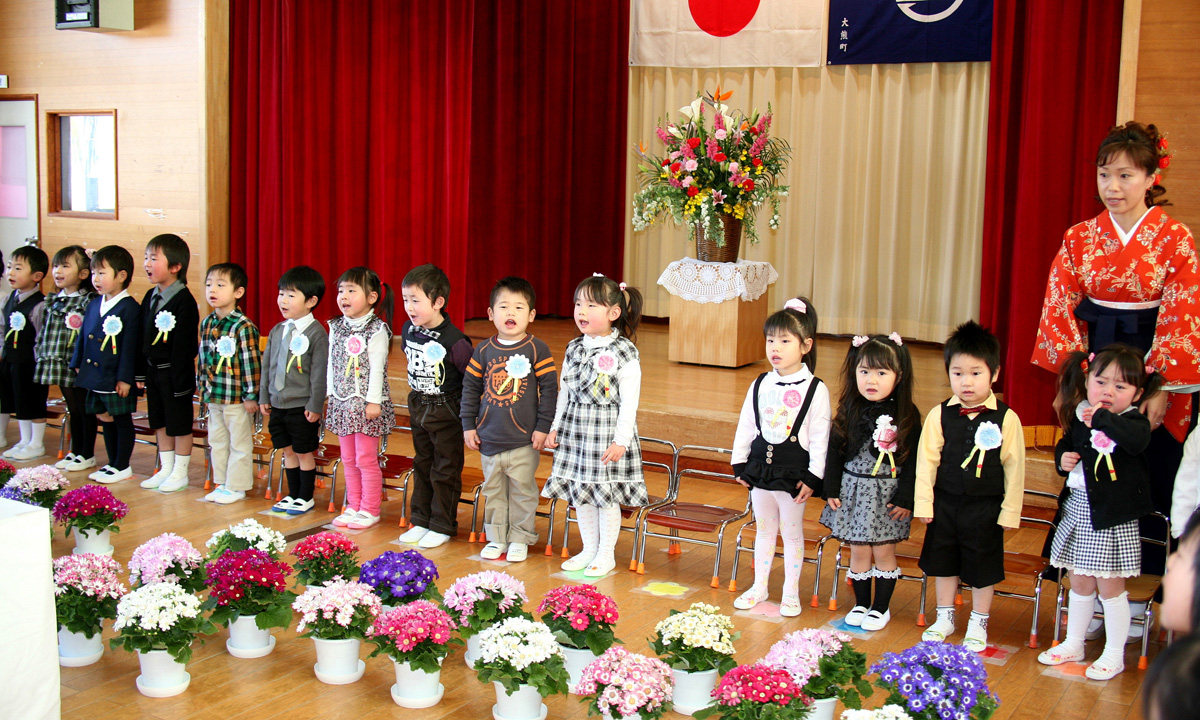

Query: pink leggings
<box><xmin>340</xmin><ymin>433</ymin><xmax>382</xmax><ymax>517</ymax></box>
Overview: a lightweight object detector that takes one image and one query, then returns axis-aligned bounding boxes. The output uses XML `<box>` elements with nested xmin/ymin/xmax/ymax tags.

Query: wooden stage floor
<box><xmin>49</xmin><ymin>318</ymin><xmax>1153</xmax><ymax>720</ymax></box>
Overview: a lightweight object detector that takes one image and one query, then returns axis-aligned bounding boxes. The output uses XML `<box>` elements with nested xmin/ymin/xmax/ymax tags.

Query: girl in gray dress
<box><xmin>821</xmin><ymin>333</ymin><xmax>920</xmax><ymax>631</ymax></box>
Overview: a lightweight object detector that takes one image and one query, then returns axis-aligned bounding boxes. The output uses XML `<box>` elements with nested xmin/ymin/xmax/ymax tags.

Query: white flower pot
<box><xmin>390</xmin><ymin>658</ymin><xmax>444</xmax><ymax>708</ymax></box>
<box><xmin>464</xmin><ymin>632</ymin><xmax>482</xmax><ymax>667</ymax></box>
<box><xmin>312</xmin><ymin>637</ymin><xmax>365</xmax><ymax>684</ymax></box>
<box><xmin>226</xmin><ymin>614</ymin><xmax>275</xmax><ymax>658</ymax></box>
<box><xmin>58</xmin><ymin>624</ymin><xmax>104</xmax><ymax>667</ymax></box>
<box><xmin>72</xmin><ymin>527</ymin><xmax>113</xmax><ymax>556</ymax></box>
<box><xmin>559</xmin><ymin>643</ymin><xmax>598</xmax><ymax>694</ymax></box>
<box><xmin>135</xmin><ymin>649</ymin><xmax>191</xmax><ymax>697</ymax></box>
<box><xmin>670</xmin><ymin>667</ymin><xmax>720</xmax><ymax>716</ymax></box>
<box><xmin>491</xmin><ymin>681</ymin><xmax>548</xmax><ymax>720</ymax></box>
<box><xmin>809</xmin><ymin>696</ymin><xmax>838</xmax><ymax>720</ymax></box>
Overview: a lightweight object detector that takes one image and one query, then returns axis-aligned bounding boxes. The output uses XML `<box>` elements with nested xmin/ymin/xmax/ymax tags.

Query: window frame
<box><xmin>46</xmin><ymin>109</ymin><xmax>118</xmax><ymax>220</ymax></box>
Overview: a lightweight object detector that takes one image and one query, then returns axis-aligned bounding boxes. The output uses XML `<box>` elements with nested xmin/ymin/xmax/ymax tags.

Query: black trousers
<box><xmin>408</xmin><ymin>393</ymin><xmax>465</xmax><ymax>536</ymax></box>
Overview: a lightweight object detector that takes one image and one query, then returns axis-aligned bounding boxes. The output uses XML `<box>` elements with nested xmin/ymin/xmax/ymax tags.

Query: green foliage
<box><xmin>476</xmin><ymin>653</ymin><xmax>570</xmax><ymax>699</ymax></box>
<box><xmin>368</xmin><ymin>636</ymin><xmax>463</xmax><ymax>674</ymax></box>
<box><xmin>202</xmin><ymin>589</ymin><xmax>296</xmax><ymax>630</ymax></box>
<box><xmin>648</xmin><ymin>633</ymin><xmax>737</xmax><ymax>674</ymax></box>
<box><xmin>804</xmin><ymin>644</ymin><xmax>873</xmax><ymax>707</ymax></box>
<box><xmin>55</xmin><ymin>588</ymin><xmax>118</xmax><ymax>638</ymax></box>
<box><xmin>108</xmin><ymin>614</ymin><xmax>216</xmax><ymax>665</ymax></box>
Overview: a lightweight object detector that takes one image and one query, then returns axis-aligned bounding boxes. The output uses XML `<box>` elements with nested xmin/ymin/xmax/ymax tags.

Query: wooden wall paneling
<box><xmin>0</xmin><ymin>0</ymin><xmax>208</xmax><ymax>289</ymax></box>
<box><xmin>1132</xmin><ymin>0</ymin><xmax>1200</xmax><ymax>232</ymax></box>
<box><xmin>201</xmin><ymin>0</ymin><xmax>230</xmax><ymax>267</ymax></box>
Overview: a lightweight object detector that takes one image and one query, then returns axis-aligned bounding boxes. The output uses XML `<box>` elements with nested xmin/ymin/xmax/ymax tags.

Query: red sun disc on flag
<box><xmin>688</xmin><ymin>0</ymin><xmax>761</xmax><ymax>37</ymax></box>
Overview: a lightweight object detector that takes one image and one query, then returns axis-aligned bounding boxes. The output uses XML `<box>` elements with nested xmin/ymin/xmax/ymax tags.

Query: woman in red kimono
<box><xmin>1034</xmin><ymin>121</ymin><xmax>1198</xmax><ymax>581</ymax></box>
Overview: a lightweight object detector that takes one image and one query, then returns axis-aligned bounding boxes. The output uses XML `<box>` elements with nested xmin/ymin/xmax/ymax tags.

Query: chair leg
<box><xmin>468</xmin><ymin>485</ymin><xmax>483</xmax><ymax>542</ymax></box>
<box><xmin>918</xmin><ymin>574</ymin><xmax>928</xmax><ymax>626</ymax></box>
<box><xmin>828</xmin><ymin>547</ymin><xmax>843</xmax><ymax>611</ymax></box>
<box><xmin>636</xmin><ymin>524</ymin><xmax>650</xmax><ymax>575</ymax></box>
<box><xmin>544</xmin><ymin>499</ymin><xmax>557</xmax><ymax>556</ymax></box>
<box><xmin>399</xmin><ymin>474</ymin><xmax>409</xmax><ymax>527</ymax></box>
<box><xmin>711</xmin><ymin>523</ymin><xmax>729</xmax><ymax>589</ymax></box>
<box><xmin>1051</xmin><ymin>585</ymin><xmax>1066</xmax><ymax>646</ymax></box>
<box><xmin>560</xmin><ymin>506</ymin><xmax>573</xmax><ymax>559</ymax></box>
<box><xmin>203</xmin><ymin>446</ymin><xmax>214</xmax><ymax>490</ymax></box>
<box><xmin>628</xmin><ymin>510</ymin><xmax>643</xmax><ymax>573</ymax></box>
<box><xmin>729</xmin><ymin>527</ymin><xmax>746</xmax><ymax>593</ymax></box>
<box><xmin>1029</xmin><ymin>581</ymin><xmax>1042</xmax><ymax>648</ymax></box>
<box><xmin>811</xmin><ymin>536</ymin><xmax>829</xmax><ymax>608</ymax></box>
<box><xmin>1138</xmin><ymin>606</ymin><xmax>1153</xmax><ymax>670</ymax></box>
<box><xmin>328</xmin><ymin>459</ymin><xmax>342</xmax><ymax>514</ymax></box>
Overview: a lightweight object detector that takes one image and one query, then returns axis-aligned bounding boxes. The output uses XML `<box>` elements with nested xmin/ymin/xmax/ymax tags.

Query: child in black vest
<box><xmin>915</xmin><ymin>321</ymin><xmax>1026</xmax><ymax>652</ymax></box>
<box><xmin>397</xmin><ymin>264</ymin><xmax>473</xmax><ymax>549</ymax></box>
<box><xmin>1037</xmin><ymin>344</ymin><xmax>1161</xmax><ymax>680</ymax></box>
<box><xmin>1</xmin><ymin>245</ymin><xmax>49</xmax><ymax>461</ymax></box>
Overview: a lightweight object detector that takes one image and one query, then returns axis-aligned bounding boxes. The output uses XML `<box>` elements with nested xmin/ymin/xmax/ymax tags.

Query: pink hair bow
<box><xmin>888</xmin><ymin>332</ymin><xmax>903</xmax><ymax>346</ymax></box>
<box><xmin>784</xmin><ymin>298</ymin><xmax>806</xmax><ymax>314</ymax></box>
<box><xmin>851</xmin><ymin>335</ymin><xmax>869</xmax><ymax>347</ymax></box>
<box><xmin>1145</xmin><ymin>364</ymin><xmax>1156</xmax><ymax>375</ymax></box>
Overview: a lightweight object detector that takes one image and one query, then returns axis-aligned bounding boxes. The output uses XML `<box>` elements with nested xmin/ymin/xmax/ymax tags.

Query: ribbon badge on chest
<box><xmin>5</xmin><ymin>312</ymin><xmax>25</xmax><ymax>346</ymax></box>
<box><xmin>1090</xmin><ymin>430</ymin><xmax>1118</xmax><ymax>481</ymax></box>
<box><xmin>960</xmin><ymin>421</ymin><xmax>1003</xmax><ymax>477</ymax></box>
<box><xmin>872</xmin><ymin>414</ymin><xmax>900</xmax><ymax>478</ymax></box>
<box><xmin>768</xmin><ymin>388</ymin><xmax>803</xmax><ymax>428</ymax></box>
<box><xmin>100</xmin><ymin>315</ymin><xmax>123</xmax><ymax>354</ymax></box>
<box><xmin>345</xmin><ymin>335</ymin><xmax>366</xmax><ymax>378</ymax></box>
<box><xmin>152</xmin><ymin>310</ymin><xmax>176</xmax><ymax>345</ymax></box>
<box><xmin>65</xmin><ymin>311</ymin><xmax>84</xmax><ymax>346</ymax></box>
<box><xmin>423</xmin><ymin>341</ymin><xmax>446</xmax><ymax>385</ymax></box>
<box><xmin>214</xmin><ymin>335</ymin><xmax>237</xmax><ymax>374</ymax></box>
<box><xmin>593</xmin><ymin>350</ymin><xmax>618</xmax><ymax>398</ymax></box>
<box><xmin>499</xmin><ymin>353</ymin><xmax>530</xmax><ymax>394</ymax></box>
<box><xmin>287</xmin><ymin>333</ymin><xmax>310</xmax><ymax>374</ymax></box>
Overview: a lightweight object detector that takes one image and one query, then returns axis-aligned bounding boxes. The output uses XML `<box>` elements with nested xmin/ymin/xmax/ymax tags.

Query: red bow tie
<box><xmin>960</xmin><ymin>405</ymin><xmax>987</xmax><ymax>416</ymax></box>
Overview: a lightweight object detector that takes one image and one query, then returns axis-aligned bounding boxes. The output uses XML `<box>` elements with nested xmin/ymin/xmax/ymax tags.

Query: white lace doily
<box><xmin>656</xmin><ymin>257</ymin><xmax>779</xmax><ymax>304</ymax></box>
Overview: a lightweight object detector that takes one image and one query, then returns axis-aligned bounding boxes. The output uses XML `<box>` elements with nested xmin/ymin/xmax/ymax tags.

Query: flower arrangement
<box><xmin>842</xmin><ymin>707</ymin><xmax>915</xmax><ymax>720</ymax></box>
<box><xmin>291</xmin><ymin>531</ymin><xmax>360</xmax><ymax>586</ymax></box>
<box><xmin>292</xmin><ymin>578</ymin><xmax>382</xmax><ymax>641</ymax></box>
<box><xmin>693</xmin><ymin>663</ymin><xmax>812</xmax><ymax>720</ymax></box>
<box><xmin>537</xmin><ymin>584</ymin><xmax>620</xmax><ymax>654</ymax></box>
<box><xmin>474</xmin><ymin>617</ymin><xmax>569</xmax><ymax>698</ymax></box>
<box><xmin>5</xmin><ymin>464</ymin><xmax>69</xmax><ymax>509</ymax></box>
<box><xmin>206</xmin><ymin>518</ymin><xmax>287</xmax><ymax>559</ymax></box>
<box><xmin>203</xmin><ymin>549</ymin><xmax>296</xmax><ymax>629</ymax></box>
<box><xmin>0</xmin><ymin>458</ymin><xmax>15</xmax><ymax>485</ymax></box>
<box><xmin>0</xmin><ymin>484</ymin><xmax>36</xmax><ymax>507</ymax></box>
<box><xmin>762</xmin><ymin>628</ymin><xmax>872</xmax><ymax>708</ymax></box>
<box><xmin>633</xmin><ymin>91</ymin><xmax>790</xmax><ymax>247</ymax></box>
<box><xmin>129</xmin><ymin>533</ymin><xmax>206</xmax><ymax>592</ymax></box>
<box><xmin>871</xmin><ymin>642</ymin><xmax>999</xmax><ymax>720</ymax></box>
<box><xmin>443</xmin><ymin>570</ymin><xmax>530</xmax><ymax>638</ymax></box>
<box><xmin>576</xmin><ymin>644</ymin><xmax>674</xmax><ymax>719</ymax></box>
<box><xmin>53</xmin><ymin>554</ymin><xmax>126</xmax><ymax>638</ymax></box>
<box><xmin>359</xmin><ymin>549</ymin><xmax>441</xmax><ymax>604</ymax></box>
<box><xmin>368</xmin><ymin>599</ymin><xmax>462</xmax><ymax>672</ymax></box>
<box><xmin>52</xmin><ymin>485</ymin><xmax>129</xmax><ymax>538</ymax></box>
<box><xmin>109</xmin><ymin>582</ymin><xmax>216</xmax><ymax>664</ymax></box>
<box><xmin>649</xmin><ymin>602</ymin><xmax>739</xmax><ymax>673</ymax></box>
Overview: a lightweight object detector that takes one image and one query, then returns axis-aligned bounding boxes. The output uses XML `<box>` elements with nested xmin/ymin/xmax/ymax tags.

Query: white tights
<box><xmin>565</xmin><ymin>504</ymin><xmax>622</xmax><ymax>572</ymax></box>
<box><xmin>750</xmin><ymin>488</ymin><xmax>806</xmax><ymax>600</ymax></box>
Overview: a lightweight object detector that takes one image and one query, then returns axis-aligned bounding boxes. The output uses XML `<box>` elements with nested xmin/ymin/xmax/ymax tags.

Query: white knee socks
<box><xmin>1059</xmin><ymin>590</ymin><xmax>1097</xmax><ymax>657</ymax></box>
<box><xmin>588</xmin><ymin>505</ymin><xmax>622</xmax><ymax>575</ymax></box>
<box><xmin>562</xmin><ymin>504</ymin><xmax>599</xmax><ymax>571</ymax></box>
<box><xmin>1097</xmin><ymin>592</ymin><xmax>1131</xmax><ymax>669</ymax></box>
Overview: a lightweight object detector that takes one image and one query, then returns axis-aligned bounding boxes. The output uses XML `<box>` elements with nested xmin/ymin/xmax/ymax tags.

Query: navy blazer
<box><xmin>70</xmin><ymin>295</ymin><xmax>142</xmax><ymax>392</ymax></box>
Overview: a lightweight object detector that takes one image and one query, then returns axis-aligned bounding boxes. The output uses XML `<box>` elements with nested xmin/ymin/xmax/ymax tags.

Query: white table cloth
<box><xmin>0</xmin><ymin>498</ymin><xmax>59</xmax><ymax>720</ymax></box>
<box><xmin>656</xmin><ymin>258</ymin><xmax>778</xmax><ymax>304</ymax></box>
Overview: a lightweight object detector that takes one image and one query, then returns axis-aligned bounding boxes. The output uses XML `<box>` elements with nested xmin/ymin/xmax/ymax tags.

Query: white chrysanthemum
<box><xmin>113</xmin><ymin>582</ymin><xmax>202</xmax><ymax>632</ymax></box>
<box><xmin>477</xmin><ymin>617</ymin><xmax>563</xmax><ymax>671</ymax></box>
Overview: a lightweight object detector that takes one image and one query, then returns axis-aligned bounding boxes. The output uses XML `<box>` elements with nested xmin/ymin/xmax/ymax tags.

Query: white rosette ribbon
<box><xmin>215</xmin><ymin>335</ymin><xmax>237</xmax><ymax>374</ymax></box>
<box><xmin>960</xmin><ymin>421</ymin><xmax>1003</xmax><ymax>478</ymax></box>
<box><xmin>5</xmin><ymin>312</ymin><xmax>25</xmax><ymax>346</ymax></box>
<box><xmin>593</xmin><ymin>350</ymin><xmax>619</xmax><ymax>398</ymax></box>
<box><xmin>1090</xmin><ymin>429</ymin><xmax>1118</xmax><ymax>481</ymax></box>
<box><xmin>344</xmin><ymin>335</ymin><xmax>365</xmax><ymax>378</ymax></box>
<box><xmin>65</xmin><ymin>311</ymin><xmax>84</xmax><ymax>345</ymax></box>
<box><xmin>872</xmin><ymin>414</ymin><xmax>900</xmax><ymax>478</ymax></box>
<box><xmin>287</xmin><ymin>333</ymin><xmax>310</xmax><ymax>374</ymax></box>
<box><xmin>498</xmin><ymin>353</ymin><xmax>531</xmax><ymax>394</ymax></box>
<box><xmin>424</xmin><ymin>341</ymin><xmax>446</xmax><ymax>385</ymax></box>
<box><xmin>152</xmin><ymin>310</ymin><xmax>176</xmax><ymax>345</ymax></box>
<box><xmin>101</xmin><ymin>315</ymin><xmax>123</xmax><ymax>354</ymax></box>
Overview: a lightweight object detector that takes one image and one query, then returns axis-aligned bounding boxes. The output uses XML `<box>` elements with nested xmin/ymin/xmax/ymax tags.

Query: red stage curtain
<box><xmin>229</xmin><ymin>1</ymin><xmax>630</xmax><ymax>326</ymax></box>
<box><xmin>978</xmin><ymin>0</ymin><xmax>1125</xmax><ymax>425</ymax></box>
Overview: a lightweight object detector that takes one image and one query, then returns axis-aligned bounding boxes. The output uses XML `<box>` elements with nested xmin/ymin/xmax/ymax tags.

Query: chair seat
<box><xmin>314</xmin><ymin>444</ymin><xmax>341</xmax><ymax>461</ymax></box>
<box><xmin>1002</xmin><ymin>551</ymin><xmax>1052</xmax><ymax>578</ymax></box>
<box><xmin>379</xmin><ymin>453</ymin><xmax>414</xmax><ymax>479</ymax></box>
<box><xmin>1125</xmin><ymin>574</ymin><xmax>1162</xmax><ymax>603</ymax></box>
<box><xmin>45</xmin><ymin>407</ymin><xmax>67</xmax><ymax>419</ymax></box>
<box><xmin>645</xmin><ymin>501</ymin><xmax>744</xmax><ymax>534</ymax></box>
<box><xmin>462</xmin><ymin>469</ymin><xmax>487</xmax><ymax>493</ymax></box>
<box><xmin>619</xmin><ymin>496</ymin><xmax>665</xmax><ymax>519</ymax></box>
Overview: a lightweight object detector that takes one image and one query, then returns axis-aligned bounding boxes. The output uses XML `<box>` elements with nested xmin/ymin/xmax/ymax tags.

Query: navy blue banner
<box><xmin>828</xmin><ymin>0</ymin><xmax>992</xmax><ymax>65</ymax></box>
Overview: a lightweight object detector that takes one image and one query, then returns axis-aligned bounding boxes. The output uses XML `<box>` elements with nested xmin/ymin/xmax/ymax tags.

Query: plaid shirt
<box><xmin>34</xmin><ymin>290</ymin><xmax>96</xmax><ymax>387</ymax></box>
<box><xmin>198</xmin><ymin>309</ymin><xmax>261</xmax><ymax>404</ymax></box>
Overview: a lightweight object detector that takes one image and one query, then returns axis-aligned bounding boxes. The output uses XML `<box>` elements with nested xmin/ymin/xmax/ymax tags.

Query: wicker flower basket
<box><xmin>695</xmin><ymin>216</ymin><xmax>743</xmax><ymax>263</ymax></box>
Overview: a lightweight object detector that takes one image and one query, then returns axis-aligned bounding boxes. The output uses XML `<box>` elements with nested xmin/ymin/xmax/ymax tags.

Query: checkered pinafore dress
<box><xmin>34</xmin><ymin>290</ymin><xmax>94</xmax><ymax>387</ymax></box>
<box><xmin>326</xmin><ymin>315</ymin><xmax>394</xmax><ymax>438</ymax></box>
<box><xmin>541</xmin><ymin>334</ymin><xmax>647</xmax><ymax>507</ymax></box>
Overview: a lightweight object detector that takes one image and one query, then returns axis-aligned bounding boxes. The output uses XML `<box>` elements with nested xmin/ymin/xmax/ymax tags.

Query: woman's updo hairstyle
<box><xmin>1096</xmin><ymin>121</ymin><xmax>1168</xmax><ymax>208</ymax></box>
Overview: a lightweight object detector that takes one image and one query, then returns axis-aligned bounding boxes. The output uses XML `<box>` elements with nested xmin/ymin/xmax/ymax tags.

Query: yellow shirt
<box><xmin>913</xmin><ymin>392</ymin><xmax>1026</xmax><ymax>529</ymax></box>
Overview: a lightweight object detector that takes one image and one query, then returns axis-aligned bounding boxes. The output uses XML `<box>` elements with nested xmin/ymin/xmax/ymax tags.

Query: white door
<box><xmin>0</xmin><ymin>98</ymin><xmax>39</xmax><ymax>262</ymax></box>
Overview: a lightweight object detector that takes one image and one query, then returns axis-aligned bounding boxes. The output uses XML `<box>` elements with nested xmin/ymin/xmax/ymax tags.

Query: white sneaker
<box><xmin>399</xmin><ymin>525</ymin><xmax>430</xmax><ymax>544</ymax></box>
<box><xmin>417</xmin><ymin>531</ymin><xmax>451</xmax><ymax>549</ymax></box>
<box><xmin>272</xmin><ymin>496</ymin><xmax>298</xmax><ymax>512</ymax></box>
<box><xmin>922</xmin><ymin>613</ymin><xmax>956</xmax><ymax>642</ymax></box>
<box><xmin>158</xmin><ymin>474</ymin><xmax>189</xmax><ymax>493</ymax></box>
<box><xmin>779</xmin><ymin>596</ymin><xmax>803</xmax><ymax>618</ymax></box>
<box><xmin>286</xmin><ymin>498</ymin><xmax>315</xmax><ymax>515</ymax></box>
<box><xmin>9</xmin><ymin>444</ymin><xmax>45</xmax><ymax>461</ymax></box>
<box><xmin>62</xmin><ymin>455</ymin><xmax>97</xmax><ymax>472</ymax></box>
<box><xmin>332</xmin><ymin>508</ymin><xmax>359</xmax><ymax>527</ymax></box>
<box><xmin>93</xmin><ymin>466</ymin><xmax>132</xmax><ymax>484</ymax></box>
<box><xmin>55</xmin><ymin>453</ymin><xmax>79</xmax><ymax>470</ymax></box>
<box><xmin>963</xmin><ymin>614</ymin><xmax>989</xmax><ymax>652</ymax></box>
<box><xmin>733</xmin><ymin>587</ymin><xmax>770</xmax><ymax>611</ymax></box>
<box><xmin>206</xmin><ymin>486</ymin><xmax>246</xmax><ymax>504</ymax></box>
<box><xmin>861</xmin><ymin>609</ymin><xmax>891</xmax><ymax>631</ymax></box>
<box><xmin>505</xmin><ymin>543</ymin><xmax>528</xmax><ymax>562</ymax></box>
<box><xmin>481</xmin><ymin>542</ymin><xmax>505</xmax><ymax>560</ymax></box>
<box><xmin>88</xmin><ymin>465</ymin><xmax>118</xmax><ymax>481</ymax></box>
<box><xmin>347</xmin><ymin>512</ymin><xmax>380</xmax><ymax>530</ymax></box>
<box><xmin>844</xmin><ymin>606</ymin><xmax>870</xmax><ymax>627</ymax></box>
<box><xmin>2</xmin><ymin>442</ymin><xmax>28</xmax><ymax>459</ymax></box>
<box><xmin>140</xmin><ymin>463</ymin><xmax>175</xmax><ymax>489</ymax></box>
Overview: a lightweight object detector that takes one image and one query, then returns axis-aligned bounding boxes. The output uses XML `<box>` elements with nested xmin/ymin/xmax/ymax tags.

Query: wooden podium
<box><xmin>668</xmin><ymin>293</ymin><xmax>768</xmax><ymax>367</ymax></box>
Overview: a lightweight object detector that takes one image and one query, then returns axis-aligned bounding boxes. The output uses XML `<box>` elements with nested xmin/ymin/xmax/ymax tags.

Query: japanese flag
<box><xmin>630</xmin><ymin>0</ymin><xmax>824</xmax><ymax>68</ymax></box>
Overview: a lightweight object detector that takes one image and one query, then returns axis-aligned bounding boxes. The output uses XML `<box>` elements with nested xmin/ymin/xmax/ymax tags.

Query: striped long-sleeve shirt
<box><xmin>460</xmin><ymin>334</ymin><xmax>558</xmax><ymax>456</ymax></box>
